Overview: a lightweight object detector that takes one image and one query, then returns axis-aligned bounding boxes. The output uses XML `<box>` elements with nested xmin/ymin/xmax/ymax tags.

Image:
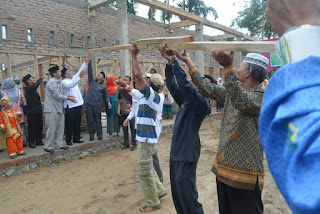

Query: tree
<box><xmin>161</xmin><ymin>0</ymin><xmax>173</xmax><ymax>24</ymax></box>
<box><xmin>148</xmin><ymin>7</ymin><xmax>156</xmax><ymax>20</ymax></box>
<box><xmin>231</xmin><ymin>0</ymin><xmax>277</xmax><ymax>39</ymax></box>
<box><xmin>177</xmin><ymin>0</ymin><xmax>218</xmax><ymax>20</ymax></box>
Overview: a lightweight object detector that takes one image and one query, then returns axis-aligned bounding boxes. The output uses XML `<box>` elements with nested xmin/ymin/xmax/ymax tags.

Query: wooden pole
<box><xmin>57</xmin><ymin>56</ymin><xmax>62</xmax><ymax>71</ymax></box>
<box><xmin>38</xmin><ymin>64</ymin><xmax>45</xmax><ymax>102</ymax></box>
<box><xmin>114</xmin><ymin>60</ymin><xmax>119</xmax><ymax>78</ymax></box>
<box><xmin>6</xmin><ymin>53</ymin><xmax>11</xmax><ymax>78</ymax></box>
<box><xmin>20</xmin><ymin>69</ymin><xmax>23</xmax><ymax>94</ymax></box>
<box><xmin>34</xmin><ymin>54</ymin><xmax>39</xmax><ymax>79</ymax></box>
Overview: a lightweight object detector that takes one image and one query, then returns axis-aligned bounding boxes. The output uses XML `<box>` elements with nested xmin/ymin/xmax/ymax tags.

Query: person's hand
<box><xmin>115</xmin><ymin>80</ymin><xmax>127</xmax><ymax>88</ymax></box>
<box><xmin>79</xmin><ymin>70</ymin><xmax>85</xmax><ymax>78</ymax></box>
<box><xmin>211</xmin><ymin>49</ymin><xmax>234</xmax><ymax>68</ymax></box>
<box><xmin>129</xmin><ymin>42</ymin><xmax>140</xmax><ymax>58</ymax></box>
<box><xmin>40</xmin><ymin>73</ymin><xmax>44</xmax><ymax>79</ymax></box>
<box><xmin>117</xmin><ymin>108</ymin><xmax>121</xmax><ymax>116</ymax></box>
<box><xmin>123</xmin><ymin>118</ymin><xmax>129</xmax><ymax>127</ymax></box>
<box><xmin>108</xmin><ymin>103</ymin><xmax>112</xmax><ymax>109</ymax></box>
<box><xmin>68</xmin><ymin>95</ymin><xmax>77</xmax><ymax>103</ymax></box>
<box><xmin>124</xmin><ymin>109</ymin><xmax>131</xmax><ymax>114</ymax></box>
<box><xmin>173</xmin><ymin>50</ymin><xmax>194</xmax><ymax>69</ymax></box>
<box><xmin>159</xmin><ymin>43</ymin><xmax>175</xmax><ymax>64</ymax></box>
<box><xmin>86</xmin><ymin>53</ymin><xmax>92</xmax><ymax>62</ymax></box>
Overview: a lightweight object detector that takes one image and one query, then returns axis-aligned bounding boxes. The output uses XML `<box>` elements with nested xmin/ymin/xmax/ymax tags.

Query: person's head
<box><xmin>236</xmin><ymin>53</ymin><xmax>268</xmax><ymax>87</ymax></box>
<box><xmin>48</xmin><ymin>66</ymin><xmax>61</xmax><ymax>79</ymax></box>
<box><xmin>3</xmin><ymin>78</ymin><xmax>15</xmax><ymax>90</ymax></box>
<box><xmin>150</xmin><ymin>74</ymin><xmax>164</xmax><ymax>92</ymax></box>
<box><xmin>0</xmin><ymin>94</ymin><xmax>12</xmax><ymax>109</ymax></box>
<box><xmin>96</xmin><ymin>71</ymin><xmax>105</xmax><ymax>82</ymax></box>
<box><xmin>61</xmin><ymin>68</ymin><xmax>73</xmax><ymax>79</ymax></box>
<box><xmin>106</xmin><ymin>76</ymin><xmax>117</xmax><ymax>87</ymax></box>
<box><xmin>265</xmin><ymin>0</ymin><xmax>320</xmax><ymax>36</ymax></box>
<box><xmin>204</xmin><ymin>74</ymin><xmax>217</xmax><ymax>85</ymax></box>
<box><xmin>124</xmin><ymin>76</ymin><xmax>131</xmax><ymax>85</ymax></box>
<box><xmin>217</xmin><ymin>78</ymin><xmax>222</xmax><ymax>84</ymax></box>
<box><xmin>150</xmin><ymin>69</ymin><xmax>157</xmax><ymax>74</ymax></box>
<box><xmin>22</xmin><ymin>74</ymin><xmax>35</xmax><ymax>85</ymax></box>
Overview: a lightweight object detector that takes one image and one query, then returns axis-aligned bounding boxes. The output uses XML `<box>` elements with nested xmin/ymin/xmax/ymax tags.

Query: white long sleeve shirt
<box><xmin>61</xmin><ymin>62</ymin><xmax>87</xmax><ymax>108</ymax></box>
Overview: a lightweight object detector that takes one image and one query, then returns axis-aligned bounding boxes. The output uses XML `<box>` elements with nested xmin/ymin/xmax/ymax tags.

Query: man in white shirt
<box><xmin>61</xmin><ymin>56</ymin><xmax>88</xmax><ymax>145</ymax></box>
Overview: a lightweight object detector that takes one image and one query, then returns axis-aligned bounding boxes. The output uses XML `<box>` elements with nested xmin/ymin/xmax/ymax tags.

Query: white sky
<box><xmin>135</xmin><ymin>0</ymin><xmax>247</xmax><ymax>36</ymax></box>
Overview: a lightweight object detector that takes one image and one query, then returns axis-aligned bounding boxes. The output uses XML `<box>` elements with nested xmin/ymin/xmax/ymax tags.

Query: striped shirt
<box><xmin>136</xmin><ymin>83</ymin><xmax>162</xmax><ymax>144</ymax></box>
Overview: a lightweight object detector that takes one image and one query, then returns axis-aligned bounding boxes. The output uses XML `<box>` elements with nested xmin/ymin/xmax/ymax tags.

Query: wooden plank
<box><xmin>168</xmin><ymin>20</ymin><xmax>198</xmax><ymax>29</ymax></box>
<box><xmin>34</xmin><ymin>54</ymin><xmax>39</xmax><ymax>79</ymax></box>
<box><xmin>6</xmin><ymin>53</ymin><xmax>11</xmax><ymax>77</ymax></box>
<box><xmin>0</xmin><ymin>51</ymin><xmax>64</xmax><ymax>57</ymax></box>
<box><xmin>132</xmin><ymin>0</ymin><xmax>256</xmax><ymax>40</ymax></box>
<box><xmin>38</xmin><ymin>64</ymin><xmax>45</xmax><ymax>102</ymax></box>
<box><xmin>135</xmin><ymin>36</ymin><xmax>194</xmax><ymax>45</ymax></box>
<box><xmin>89</xmin><ymin>44</ymin><xmax>131</xmax><ymax>53</ymax></box>
<box><xmin>114</xmin><ymin>60</ymin><xmax>119</xmax><ymax>78</ymax></box>
<box><xmin>210</xmin><ymin>34</ymin><xmax>235</xmax><ymax>41</ymax></box>
<box><xmin>20</xmin><ymin>69</ymin><xmax>23</xmax><ymax>95</ymax></box>
<box><xmin>89</xmin><ymin>0</ymin><xmax>115</xmax><ymax>10</ymax></box>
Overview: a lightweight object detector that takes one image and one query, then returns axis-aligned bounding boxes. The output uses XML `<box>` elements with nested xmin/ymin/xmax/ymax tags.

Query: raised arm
<box><xmin>165</xmin><ymin>64</ymin><xmax>184</xmax><ymax>106</ymax></box>
<box><xmin>87</xmin><ymin>62</ymin><xmax>94</xmax><ymax>84</ymax></box>
<box><xmin>130</xmin><ymin>43</ymin><xmax>147</xmax><ymax>91</ymax></box>
<box><xmin>28</xmin><ymin>78</ymin><xmax>43</xmax><ymax>90</ymax></box>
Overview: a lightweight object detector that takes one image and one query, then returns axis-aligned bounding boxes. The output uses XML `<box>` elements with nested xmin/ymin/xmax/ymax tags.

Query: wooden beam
<box><xmin>38</xmin><ymin>64</ymin><xmax>45</xmax><ymax>102</ymax></box>
<box><xmin>90</xmin><ymin>41</ymin><xmax>276</xmax><ymax>53</ymax></box>
<box><xmin>135</xmin><ymin>36</ymin><xmax>194</xmax><ymax>45</ymax></box>
<box><xmin>168</xmin><ymin>20</ymin><xmax>198</xmax><ymax>29</ymax></box>
<box><xmin>89</xmin><ymin>44</ymin><xmax>130</xmax><ymax>53</ymax></box>
<box><xmin>6</xmin><ymin>53</ymin><xmax>12</xmax><ymax>77</ymax></box>
<box><xmin>114</xmin><ymin>60</ymin><xmax>119</xmax><ymax>77</ymax></box>
<box><xmin>132</xmin><ymin>0</ymin><xmax>256</xmax><ymax>40</ymax></box>
<box><xmin>210</xmin><ymin>34</ymin><xmax>235</xmax><ymax>41</ymax></box>
<box><xmin>89</xmin><ymin>0</ymin><xmax>115</xmax><ymax>10</ymax></box>
<box><xmin>34</xmin><ymin>54</ymin><xmax>39</xmax><ymax>79</ymax></box>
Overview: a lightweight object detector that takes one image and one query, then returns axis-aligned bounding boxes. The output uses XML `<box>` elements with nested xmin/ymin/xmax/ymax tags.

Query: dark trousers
<box><xmin>170</xmin><ymin>159</ymin><xmax>203</xmax><ymax>214</ymax></box>
<box><xmin>216</xmin><ymin>178</ymin><xmax>263</xmax><ymax>214</ymax></box>
<box><xmin>120</xmin><ymin>114</ymin><xmax>136</xmax><ymax>146</ymax></box>
<box><xmin>27</xmin><ymin>113</ymin><xmax>43</xmax><ymax>146</ymax></box>
<box><xmin>65</xmin><ymin>105</ymin><xmax>82</xmax><ymax>143</ymax></box>
<box><xmin>153</xmin><ymin>152</ymin><xmax>163</xmax><ymax>183</ymax></box>
<box><xmin>86</xmin><ymin>104</ymin><xmax>102</xmax><ymax>139</ymax></box>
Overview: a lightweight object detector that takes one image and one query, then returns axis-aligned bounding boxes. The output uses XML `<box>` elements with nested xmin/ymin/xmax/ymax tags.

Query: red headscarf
<box><xmin>106</xmin><ymin>76</ymin><xmax>118</xmax><ymax>96</ymax></box>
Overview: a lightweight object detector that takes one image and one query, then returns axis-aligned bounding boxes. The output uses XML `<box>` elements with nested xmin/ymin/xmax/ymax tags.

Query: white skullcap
<box><xmin>243</xmin><ymin>53</ymin><xmax>269</xmax><ymax>69</ymax></box>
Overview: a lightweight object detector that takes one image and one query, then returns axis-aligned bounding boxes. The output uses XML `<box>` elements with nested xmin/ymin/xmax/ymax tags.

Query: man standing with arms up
<box><xmin>23</xmin><ymin>73</ymin><xmax>44</xmax><ymax>148</ymax></box>
<box><xmin>61</xmin><ymin>56</ymin><xmax>88</xmax><ymax>145</ymax></box>
<box><xmin>85</xmin><ymin>54</ymin><xmax>111</xmax><ymax>141</ymax></box>
<box><xmin>259</xmin><ymin>0</ymin><xmax>320</xmax><ymax>213</ymax></box>
<box><xmin>44</xmin><ymin>66</ymin><xmax>77</xmax><ymax>153</ymax></box>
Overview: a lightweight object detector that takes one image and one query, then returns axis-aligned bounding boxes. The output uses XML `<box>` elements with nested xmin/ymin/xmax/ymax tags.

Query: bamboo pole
<box><xmin>38</xmin><ymin>64</ymin><xmax>45</xmax><ymax>102</ymax></box>
<box><xmin>6</xmin><ymin>53</ymin><xmax>11</xmax><ymax>78</ymax></box>
<box><xmin>34</xmin><ymin>54</ymin><xmax>39</xmax><ymax>79</ymax></box>
<box><xmin>114</xmin><ymin>60</ymin><xmax>119</xmax><ymax>78</ymax></box>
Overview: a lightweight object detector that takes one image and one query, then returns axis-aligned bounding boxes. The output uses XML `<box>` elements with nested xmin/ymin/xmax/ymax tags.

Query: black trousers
<box><xmin>65</xmin><ymin>105</ymin><xmax>82</xmax><ymax>143</ymax></box>
<box><xmin>170</xmin><ymin>159</ymin><xmax>204</xmax><ymax>214</ymax></box>
<box><xmin>120</xmin><ymin>114</ymin><xmax>136</xmax><ymax>146</ymax></box>
<box><xmin>216</xmin><ymin>177</ymin><xmax>263</xmax><ymax>214</ymax></box>
<box><xmin>27</xmin><ymin>113</ymin><xmax>43</xmax><ymax>145</ymax></box>
<box><xmin>86</xmin><ymin>104</ymin><xmax>102</xmax><ymax>139</ymax></box>
<box><xmin>153</xmin><ymin>152</ymin><xmax>163</xmax><ymax>183</ymax></box>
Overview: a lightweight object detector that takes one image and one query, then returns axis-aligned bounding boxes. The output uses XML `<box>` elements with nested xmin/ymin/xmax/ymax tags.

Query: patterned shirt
<box><xmin>191</xmin><ymin>66</ymin><xmax>265</xmax><ymax>190</ymax></box>
<box><xmin>136</xmin><ymin>83</ymin><xmax>162</xmax><ymax>144</ymax></box>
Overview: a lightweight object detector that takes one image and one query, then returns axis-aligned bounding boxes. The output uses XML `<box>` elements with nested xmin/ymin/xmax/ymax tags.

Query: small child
<box><xmin>0</xmin><ymin>95</ymin><xmax>25</xmax><ymax>159</ymax></box>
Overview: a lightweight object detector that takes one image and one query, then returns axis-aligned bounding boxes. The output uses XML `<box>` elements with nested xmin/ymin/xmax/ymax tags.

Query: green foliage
<box><xmin>161</xmin><ymin>0</ymin><xmax>173</xmax><ymax>23</ymax></box>
<box><xmin>177</xmin><ymin>0</ymin><xmax>218</xmax><ymax>20</ymax></box>
<box><xmin>231</xmin><ymin>0</ymin><xmax>277</xmax><ymax>39</ymax></box>
<box><xmin>148</xmin><ymin>7</ymin><xmax>156</xmax><ymax>20</ymax></box>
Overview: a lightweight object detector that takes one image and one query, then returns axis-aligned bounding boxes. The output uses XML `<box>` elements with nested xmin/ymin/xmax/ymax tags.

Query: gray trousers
<box><xmin>44</xmin><ymin>112</ymin><xmax>65</xmax><ymax>150</ymax></box>
<box><xmin>86</xmin><ymin>104</ymin><xmax>102</xmax><ymax>139</ymax></box>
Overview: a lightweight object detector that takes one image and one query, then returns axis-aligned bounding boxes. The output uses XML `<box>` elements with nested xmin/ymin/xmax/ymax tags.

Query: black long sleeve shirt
<box><xmin>167</xmin><ymin>60</ymin><xmax>210</xmax><ymax>163</ymax></box>
<box><xmin>25</xmin><ymin>78</ymin><xmax>43</xmax><ymax>114</ymax></box>
<box><xmin>85</xmin><ymin>62</ymin><xmax>110</xmax><ymax>108</ymax></box>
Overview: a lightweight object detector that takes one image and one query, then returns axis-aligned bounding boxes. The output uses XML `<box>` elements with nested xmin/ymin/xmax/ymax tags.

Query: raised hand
<box><xmin>159</xmin><ymin>43</ymin><xmax>175</xmax><ymax>64</ymax></box>
<box><xmin>115</xmin><ymin>80</ymin><xmax>127</xmax><ymax>88</ymax></box>
<box><xmin>129</xmin><ymin>42</ymin><xmax>140</xmax><ymax>57</ymax></box>
<box><xmin>174</xmin><ymin>50</ymin><xmax>194</xmax><ymax>69</ymax></box>
<box><xmin>211</xmin><ymin>49</ymin><xmax>234</xmax><ymax>67</ymax></box>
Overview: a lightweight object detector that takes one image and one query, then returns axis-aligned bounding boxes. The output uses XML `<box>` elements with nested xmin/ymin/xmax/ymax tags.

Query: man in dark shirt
<box><xmin>22</xmin><ymin>73</ymin><xmax>44</xmax><ymax>148</ymax></box>
<box><xmin>85</xmin><ymin>54</ymin><xmax>111</xmax><ymax>141</ymax></box>
<box><xmin>160</xmin><ymin>45</ymin><xmax>210</xmax><ymax>214</ymax></box>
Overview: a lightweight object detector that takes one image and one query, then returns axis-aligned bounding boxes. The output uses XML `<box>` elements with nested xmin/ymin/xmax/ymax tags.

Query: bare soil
<box><xmin>0</xmin><ymin>118</ymin><xmax>291</xmax><ymax>214</ymax></box>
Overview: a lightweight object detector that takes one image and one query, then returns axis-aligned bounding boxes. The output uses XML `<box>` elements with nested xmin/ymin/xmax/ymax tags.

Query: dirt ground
<box><xmin>0</xmin><ymin>118</ymin><xmax>291</xmax><ymax>214</ymax></box>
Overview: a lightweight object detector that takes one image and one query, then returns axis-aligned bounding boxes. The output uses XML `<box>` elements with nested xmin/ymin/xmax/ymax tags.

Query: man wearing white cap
<box><xmin>176</xmin><ymin>49</ymin><xmax>268</xmax><ymax>213</ymax></box>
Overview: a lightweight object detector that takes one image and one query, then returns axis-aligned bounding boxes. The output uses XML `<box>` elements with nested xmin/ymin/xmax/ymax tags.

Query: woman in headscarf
<box><xmin>216</xmin><ymin>78</ymin><xmax>224</xmax><ymax>112</ymax></box>
<box><xmin>2</xmin><ymin>78</ymin><xmax>27</xmax><ymax>146</ymax></box>
<box><xmin>106</xmin><ymin>76</ymin><xmax>120</xmax><ymax>136</ymax></box>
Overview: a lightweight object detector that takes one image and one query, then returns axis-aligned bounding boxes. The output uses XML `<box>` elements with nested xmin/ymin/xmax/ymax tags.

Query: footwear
<box><xmin>10</xmin><ymin>155</ymin><xmax>17</xmax><ymax>159</ymax></box>
<box><xmin>98</xmin><ymin>137</ymin><xmax>102</xmax><ymax>140</ymax></box>
<box><xmin>36</xmin><ymin>141</ymin><xmax>44</xmax><ymax>146</ymax></box>
<box><xmin>122</xmin><ymin>145</ymin><xmax>130</xmax><ymax>150</ymax></box>
<box><xmin>29</xmin><ymin>144</ymin><xmax>36</xmax><ymax>149</ymax></box>
<box><xmin>140</xmin><ymin>204</ymin><xmax>161</xmax><ymax>212</ymax></box>
<box><xmin>44</xmin><ymin>148</ymin><xmax>55</xmax><ymax>153</ymax></box>
<box><xmin>73</xmin><ymin>140</ymin><xmax>84</xmax><ymax>144</ymax></box>
<box><xmin>18</xmin><ymin>151</ymin><xmax>26</xmax><ymax>155</ymax></box>
<box><xmin>89</xmin><ymin>137</ymin><xmax>94</xmax><ymax>141</ymax></box>
<box><xmin>131</xmin><ymin>145</ymin><xmax>137</xmax><ymax>151</ymax></box>
<box><xmin>66</xmin><ymin>142</ymin><xmax>73</xmax><ymax>146</ymax></box>
<box><xmin>59</xmin><ymin>146</ymin><xmax>69</xmax><ymax>150</ymax></box>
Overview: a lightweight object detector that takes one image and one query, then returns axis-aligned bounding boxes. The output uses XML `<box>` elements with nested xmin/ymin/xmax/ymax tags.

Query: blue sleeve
<box><xmin>258</xmin><ymin>57</ymin><xmax>320</xmax><ymax>214</ymax></box>
<box><xmin>172</xmin><ymin>60</ymin><xmax>209</xmax><ymax>114</ymax></box>
<box><xmin>165</xmin><ymin>63</ymin><xmax>184</xmax><ymax>106</ymax></box>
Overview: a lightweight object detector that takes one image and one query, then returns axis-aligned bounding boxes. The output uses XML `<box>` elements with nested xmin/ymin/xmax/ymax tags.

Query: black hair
<box><xmin>150</xmin><ymin>69</ymin><xmax>157</xmax><ymax>74</ymax></box>
<box><xmin>204</xmin><ymin>74</ymin><xmax>217</xmax><ymax>85</ymax></box>
<box><xmin>124</xmin><ymin>76</ymin><xmax>132</xmax><ymax>81</ymax></box>
<box><xmin>246</xmin><ymin>63</ymin><xmax>268</xmax><ymax>83</ymax></box>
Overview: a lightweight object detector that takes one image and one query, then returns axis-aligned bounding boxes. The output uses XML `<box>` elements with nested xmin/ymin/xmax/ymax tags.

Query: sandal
<box><xmin>140</xmin><ymin>204</ymin><xmax>161</xmax><ymax>212</ymax></box>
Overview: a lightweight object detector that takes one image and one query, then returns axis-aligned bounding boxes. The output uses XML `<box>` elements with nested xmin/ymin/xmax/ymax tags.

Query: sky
<box><xmin>135</xmin><ymin>0</ymin><xmax>247</xmax><ymax>36</ymax></box>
